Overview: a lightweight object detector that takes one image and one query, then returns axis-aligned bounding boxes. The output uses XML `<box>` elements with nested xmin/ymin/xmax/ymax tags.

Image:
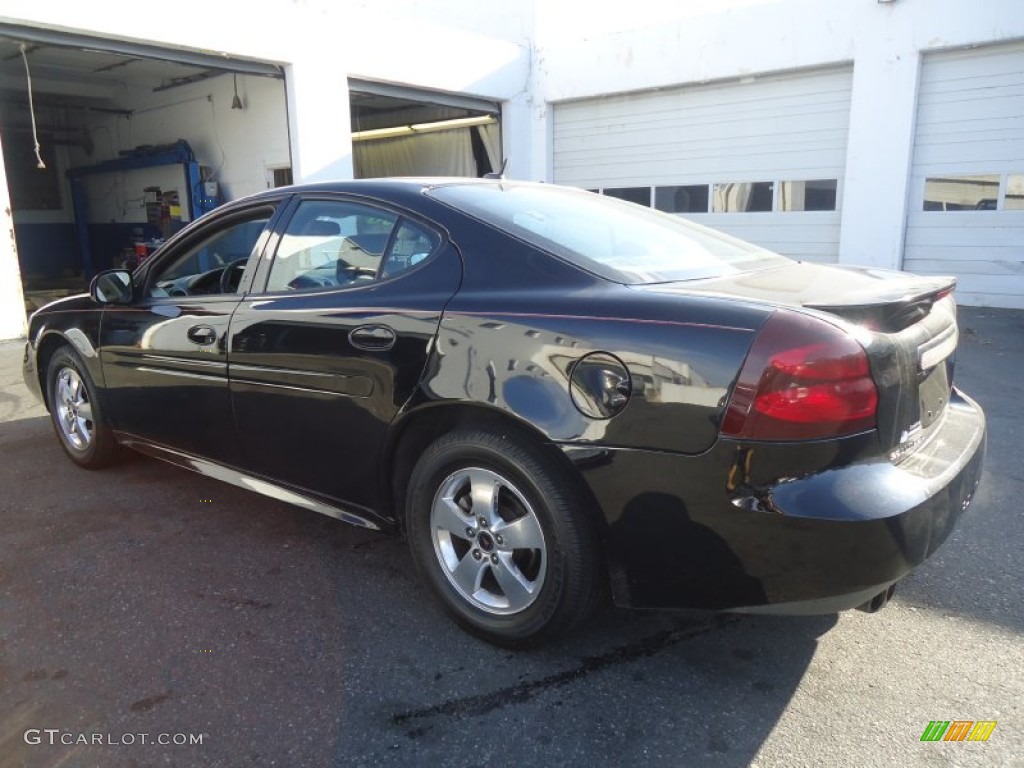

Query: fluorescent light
<box><xmin>410</xmin><ymin>115</ymin><xmax>496</xmax><ymax>132</ymax></box>
<box><xmin>351</xmin><ymin>125</ymin><xmax>414</xmax><ymax>141</ymax></box>
<box><xmin>352</xmin><ymin>115</ymin><xmax>496</xmax><ymax>142</ymax></box>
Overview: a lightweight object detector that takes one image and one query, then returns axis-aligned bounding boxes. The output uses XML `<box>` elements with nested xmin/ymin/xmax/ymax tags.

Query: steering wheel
<box><xmin>219</xmin><ymin>258</ymin><xmax>249</xmax><ymax>294</ymax></box>
<box><xmin>341</xmin><ymin>266</ymin><xmax>377</xmax><ymax>279</ymax></box>
<box><xmin>337</xmin><ymin>258</ymin><xmax>377</xmax><ymax>284</ymax></box>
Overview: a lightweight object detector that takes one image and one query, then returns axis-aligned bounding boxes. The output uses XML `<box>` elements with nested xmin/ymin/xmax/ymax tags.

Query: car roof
<box><xmin>239</xmin><ymin>177</ymin><xmax>553</xmax><ymax>205</ymax></box>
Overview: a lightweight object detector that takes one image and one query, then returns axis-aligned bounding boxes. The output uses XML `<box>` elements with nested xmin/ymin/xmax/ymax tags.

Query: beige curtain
<box><xmin>478</xmin><ymin>122</ymin><xmax>502</xmax><ymax>173</ymax></box>
<box><xmin>713</xmin><ymin>182</ymin><xmax>753</xmax><ymax>213</ymax></box>
<box><xmin>354</xmin><ymin>127</ymin><xmax>477</xmax><ymax>178</ymax></box>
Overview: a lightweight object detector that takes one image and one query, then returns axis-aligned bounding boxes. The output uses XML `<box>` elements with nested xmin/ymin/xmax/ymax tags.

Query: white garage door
<box><xmin>553</xmin><ymin>67</ymin><xmax>853</xmax><ymax>263</ymax></box>
<box><xmin>905</xmin><ymin>42</ymin><xmax>1024</xmax><ymax>309</ymax></box>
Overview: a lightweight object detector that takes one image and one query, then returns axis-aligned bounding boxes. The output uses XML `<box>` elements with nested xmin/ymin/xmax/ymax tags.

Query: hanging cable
<box><xmin>20</xmin><ymin>43</ymin><xmax>46</xmax><ymax>169</ymax></box>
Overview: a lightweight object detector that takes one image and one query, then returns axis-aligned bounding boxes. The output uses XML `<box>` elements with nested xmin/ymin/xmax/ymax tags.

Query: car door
<box><xmin>99</xmin><ymin>200</ymin><xmax>284</xmax><ymax>465</ymax></box>
<box><xmin>227</xmin><ymin>195</ymin><xmax>463</xmax><ymax>511</ymax></box>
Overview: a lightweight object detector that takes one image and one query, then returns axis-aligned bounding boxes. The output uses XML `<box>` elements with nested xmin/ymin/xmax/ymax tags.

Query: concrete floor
<box><xmin>0</xmin><ymin>307</ymin><xmax>1021</xmax><ymax>768</ymax></box>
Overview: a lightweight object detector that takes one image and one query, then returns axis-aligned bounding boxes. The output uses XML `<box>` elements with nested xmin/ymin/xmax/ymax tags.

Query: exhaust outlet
<box><xmin>858</xmin><ymin>583</ymin><xmax>897</xmax><ymax>613</ymax></box>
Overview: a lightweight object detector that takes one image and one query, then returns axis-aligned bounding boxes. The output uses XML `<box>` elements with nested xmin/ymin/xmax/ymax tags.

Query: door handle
<box><xmin>349</xmin><ymin>324</ymin><xmax>396</xmax><ymax>351</ymax></box>
<box><xmin>187</xmin><ymin>325</ymin><xmax>218</xmax><ymax>345</ymax></box>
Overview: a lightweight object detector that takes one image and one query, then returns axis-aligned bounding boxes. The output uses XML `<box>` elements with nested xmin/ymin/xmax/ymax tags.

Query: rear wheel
<box><xmin>406</xmin><ymin>428</ymin><xmax>601</xmax><ymax>647</ymax></box>
<box><xmin>46</xmin><ymin>346</ymin><xmax>119</xmax><ymax>469</ymax></box>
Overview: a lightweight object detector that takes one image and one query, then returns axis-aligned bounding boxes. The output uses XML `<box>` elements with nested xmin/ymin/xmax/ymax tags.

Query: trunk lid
<box><xmin>633</xmin><ymin>262</ymin><xmax>954</xmax><ymax>332</ymax></box>
<box><xmin>632</xmin><ymin>262</ymin><xmax>959</xmax><ymax>457</ymax></box>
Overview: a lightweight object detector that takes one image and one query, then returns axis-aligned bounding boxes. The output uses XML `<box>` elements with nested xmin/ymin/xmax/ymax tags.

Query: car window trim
<box><xmin>374</xmin><ymin>217</ymin><xmax>404</xmax><ymax>282</ymax></box>
<box><xmin>245</xmin><ymin>194</ymin><xmax>298</xmax><ymax>297</ymax></box>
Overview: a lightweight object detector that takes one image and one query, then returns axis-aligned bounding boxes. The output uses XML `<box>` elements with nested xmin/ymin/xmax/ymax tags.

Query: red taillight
<box><xmin>722</xmin><ymin>310</ymin><xmax>878</xmax><ymax>441</ymax></box>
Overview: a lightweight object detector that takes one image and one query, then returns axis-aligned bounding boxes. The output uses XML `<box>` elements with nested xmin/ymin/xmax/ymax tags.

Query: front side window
<box><xmin>266</xmin><ymin>199</ymin><xmax>439</xmax><ymax>292</ymax></box>
<box><xmin>148</xmin><ymin>212</ymin><xmax>272</xmax><ymax>298</ymax></box>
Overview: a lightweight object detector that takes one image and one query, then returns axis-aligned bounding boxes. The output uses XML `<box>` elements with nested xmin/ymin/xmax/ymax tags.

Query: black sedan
<box><xmin>22</xmin><ymin>179</ymin><xmax>986</xmax><ymax>647</ymax></box>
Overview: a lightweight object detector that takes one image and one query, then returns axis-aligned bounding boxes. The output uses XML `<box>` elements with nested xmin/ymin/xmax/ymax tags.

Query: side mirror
<box><xmin>89</xmin><ymin>270</ymin><xmax>134</xmax><ymax>304</ymax></box>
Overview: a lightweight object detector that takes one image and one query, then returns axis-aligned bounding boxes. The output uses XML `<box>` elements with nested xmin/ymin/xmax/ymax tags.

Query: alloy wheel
<box><xmin>430</xmin><ymin>467</ymin><xmax>547</xmax><ymax>615</ymax></box>
<box><xmin>55</xmin><ymin>367</ymin><xmax>93</xmax><ymax>451</ymax></box>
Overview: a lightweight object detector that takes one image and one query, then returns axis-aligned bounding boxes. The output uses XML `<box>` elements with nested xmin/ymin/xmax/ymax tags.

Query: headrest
<box><xmin>304</xmin><ymin>219</ymin><xmax>341</xmax><ymax>236</ymax></box>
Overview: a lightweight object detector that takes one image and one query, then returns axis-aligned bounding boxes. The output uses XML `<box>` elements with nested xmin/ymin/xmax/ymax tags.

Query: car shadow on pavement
<box><xmin>363</xmin><ymin>609</ymin><xmax>837</xmax><ymax>767</ymax></box>
<box><xmin>890</xmin><ymin>309</ymin><xmax>1024</xmax><ymax>634</ymax></box>
<box><xmin>1</xmin><ymin>414</ymin><xmax>835</xmax><ymax>767</ymax></box>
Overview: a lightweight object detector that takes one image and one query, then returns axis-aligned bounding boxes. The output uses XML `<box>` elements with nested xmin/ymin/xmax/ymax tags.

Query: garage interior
<box><xmin>0</xmin><ymin>27</ymin><xmax>291</xmax><ymax>314</ymax></box>
<box><xmin>0</xmin><ymin>30</ymin><xmax>503</xmax><ymax>319</ymax></box>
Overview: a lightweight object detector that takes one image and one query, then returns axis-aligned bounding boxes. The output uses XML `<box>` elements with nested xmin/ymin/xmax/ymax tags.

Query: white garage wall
<box><xmin>904</xmin><ymin>42</ymin><xmax>1024</xmax><ymax>309</ymax></box>
<box><xmin>0</xmin><ymin>132</ymin><xmax>27</xmax><ymax>339</ymax></box>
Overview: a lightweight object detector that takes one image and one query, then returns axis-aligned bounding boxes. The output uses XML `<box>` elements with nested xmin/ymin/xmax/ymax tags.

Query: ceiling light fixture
<box><xmin>409</xmin><ymin>115</ymin><xmax>496</xmax><ymax>131</ymax></box>
<box><xmin>351</xmin><ymin>125</ymin><xmax>415</xmax><ymax>141</ymax></box>
<box><xmin>352</xmin><ymin>114</ymin><xmax>496</xmax><ymax>141</ymax></box>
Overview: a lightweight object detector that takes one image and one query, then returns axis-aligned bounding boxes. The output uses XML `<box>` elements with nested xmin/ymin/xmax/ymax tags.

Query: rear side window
<box><xmin>428</xmin><ymin>183</ymin><xmax>789</xmax><ymax>284</ymax></box>
<box><xmin>382</xmin><ymin>221</ymin><xmax>441</xmax><ymax>279</ymax></box>
<box><xmin>266</xmin><ymin>199</ymin><xmax>439</xmax><ymax>292</ymax></box>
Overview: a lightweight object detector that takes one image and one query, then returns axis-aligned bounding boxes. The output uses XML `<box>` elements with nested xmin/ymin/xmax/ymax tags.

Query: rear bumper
<box><xmin>566</xmin><ymin>388</ymin><xmax>986</xmax><ymax>613</ymax></box>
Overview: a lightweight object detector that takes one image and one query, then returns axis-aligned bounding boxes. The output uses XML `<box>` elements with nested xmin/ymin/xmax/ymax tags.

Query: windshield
<box><xmin>428</xmin><ymin>182</ymin><xmax>791</xmax><ymax>283</ymax></box>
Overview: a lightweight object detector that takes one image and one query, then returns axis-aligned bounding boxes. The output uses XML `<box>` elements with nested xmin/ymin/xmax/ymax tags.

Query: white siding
<box><xmin>552</xmin><ymin>67</ymin><xmax>853</xmax><ymax>263</ymax></box>
<box><xmin>905</xmin><ymin>42</ymin><xmax>1024</xmax><ymax>309</ymax></box>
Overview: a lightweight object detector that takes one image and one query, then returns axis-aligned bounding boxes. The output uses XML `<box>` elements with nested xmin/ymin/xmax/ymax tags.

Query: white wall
<box><xmin>0</xmin><ymin>131</ymin><xmax>27</xmax><ymax>339</ymax></box>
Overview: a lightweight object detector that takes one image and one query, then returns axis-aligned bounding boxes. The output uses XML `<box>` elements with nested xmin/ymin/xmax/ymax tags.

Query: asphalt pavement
<box><xmin>0</xmin><ymin>306</ymin><xmax>1021</xmax><ymax>768</ymax></box>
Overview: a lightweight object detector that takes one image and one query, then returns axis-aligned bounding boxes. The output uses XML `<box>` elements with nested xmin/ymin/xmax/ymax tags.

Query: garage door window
<box><xmin>1005</xmin><ymin>175</ymin><xmax>1024</xmax><ymax>211</ymax></box>
<box><xmin>779</xmin><ymin>180</ymin><xmax>837</xmax><ymax>211</ymax></box>
<box><xmin>924</xmin><ymin>175</ymin><xmax>1000</xmax><ymax>211</ymax></box>
<box><xmin>603</xmin><ymin>187</ymin><xmax>650</xmax><ymax>205</ymax></box>
<box><xmin>655</xmin><ymin>185</ymin><xmax>710</xmax><ymax>213</ymax></box>
<box><xmin>713</xmin><ymin>182</ymin><xmax>774</xmax><ymax>213</ymax></box>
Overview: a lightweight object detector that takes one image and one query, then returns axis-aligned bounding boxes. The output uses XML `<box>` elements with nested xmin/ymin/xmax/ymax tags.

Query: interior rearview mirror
<box><xmin>89</xmin><ymin>270</ymin><xmax>134</xmax><ymax>304</ymax></box>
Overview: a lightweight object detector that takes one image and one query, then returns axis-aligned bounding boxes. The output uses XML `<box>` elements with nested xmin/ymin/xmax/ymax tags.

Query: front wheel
<box><xmin>46</xmin><ymin>345</ymin><xmax>119</xmax><ymax>469</ymax></box>
<box><xmin>406</xmin><ymin>428</ymin><xmax>602</xmax><ymax>647</ymax></box>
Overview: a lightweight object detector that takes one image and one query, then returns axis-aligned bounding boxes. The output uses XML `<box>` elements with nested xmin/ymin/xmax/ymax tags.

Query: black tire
<box><xmin>406</xmin><ymin>427</ymin><xmax>602</xmax><ymax>647</ymax></box>
<box><xmin>46</xmin><ymin>345</ymin><xmax>120</xmax><ymax>469</ymax></box>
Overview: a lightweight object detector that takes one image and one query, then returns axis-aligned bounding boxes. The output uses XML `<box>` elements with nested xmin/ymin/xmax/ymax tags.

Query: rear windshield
<box><xmin>427</xmin><ymin>182</ymin><xmax>790</xmax><ymax>283</ymax></box>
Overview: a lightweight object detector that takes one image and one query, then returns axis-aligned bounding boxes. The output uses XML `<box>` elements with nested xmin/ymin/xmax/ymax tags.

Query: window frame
<box><xmin>252</xmin><ymin>193</ymin><xmax>446</xmax><ymax>297</ymax></box>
